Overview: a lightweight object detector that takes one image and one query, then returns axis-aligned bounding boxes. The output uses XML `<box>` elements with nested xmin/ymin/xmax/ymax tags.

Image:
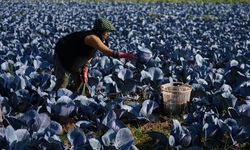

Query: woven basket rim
<box><xmin>161</xmin><ymin>82</ymin><xmax>192</xmax><ymax>93</ymax></box>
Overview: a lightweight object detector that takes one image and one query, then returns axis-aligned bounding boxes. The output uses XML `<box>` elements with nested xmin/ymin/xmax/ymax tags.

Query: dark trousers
<box><xmin>53</xmin><ymin>53</ymin><xmax>83</xmax><ymax>93</ymax></box>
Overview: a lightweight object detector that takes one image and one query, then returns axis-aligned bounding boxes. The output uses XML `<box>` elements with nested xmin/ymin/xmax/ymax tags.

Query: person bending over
<box><xmin>53</xmin><ymin>17</ymin><xmax>136</xmax><ymax>93</ymax></box>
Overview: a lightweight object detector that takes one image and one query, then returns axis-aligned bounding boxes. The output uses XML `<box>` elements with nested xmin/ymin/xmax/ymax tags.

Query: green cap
<box><xmin>93</xmin><ymin>18</ymin><xmax>116</xmax><ymax>32</ymax></box>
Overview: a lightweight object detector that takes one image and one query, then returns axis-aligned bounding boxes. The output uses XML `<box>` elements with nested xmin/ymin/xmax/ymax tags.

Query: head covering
<box><xmin>93</xmin><ymin>18</ymin><xmax>115</xmax><ymax>32</ymax></box>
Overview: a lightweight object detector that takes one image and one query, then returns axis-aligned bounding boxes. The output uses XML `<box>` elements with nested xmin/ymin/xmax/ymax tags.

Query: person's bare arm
<box><xmin>84</xmin><ymin>35</ymin><xmax>114</xmax><ymax>57</ymax></box>
<box><xmin>84</xmin><ymin>34</ymin><xmax>136</xmax><ymax>60</ymax></box>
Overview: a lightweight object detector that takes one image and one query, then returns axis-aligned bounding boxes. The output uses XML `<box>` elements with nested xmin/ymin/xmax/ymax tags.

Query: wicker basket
<box><xmin>161</xmin><ymin>82</ymin><xmax>192</xmax><ymax>115</ymax></box>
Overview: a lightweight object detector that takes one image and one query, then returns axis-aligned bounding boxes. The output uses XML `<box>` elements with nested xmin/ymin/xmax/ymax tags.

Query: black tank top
<box><xmin>55</xmin><ymin>30</ymin><xmax>102</xmax><ymax>72</ymax></box>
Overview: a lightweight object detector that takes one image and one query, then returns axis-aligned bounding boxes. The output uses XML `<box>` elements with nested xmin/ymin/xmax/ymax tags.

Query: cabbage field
<box><xmin>0</xmin><ymin>1</ymin><xmax>250</xmax><ymax>150</ymax></box>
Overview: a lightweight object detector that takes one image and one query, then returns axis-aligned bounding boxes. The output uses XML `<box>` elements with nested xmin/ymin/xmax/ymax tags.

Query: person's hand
<box><xmin>117</xmin><ymin>52</ymin><xmax>137</xmax><ymax>60</ymax></box>
<box><xmin>80</xmin><ymin>65</ymin><xmax>88</xmax><ymax>83</ymax></box>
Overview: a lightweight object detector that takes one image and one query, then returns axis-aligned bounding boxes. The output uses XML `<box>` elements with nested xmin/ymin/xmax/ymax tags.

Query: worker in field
<box><xmin>53</xmin><ymin>17</ymin><xmax>136</xmax><ymax>94</ymax></box>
